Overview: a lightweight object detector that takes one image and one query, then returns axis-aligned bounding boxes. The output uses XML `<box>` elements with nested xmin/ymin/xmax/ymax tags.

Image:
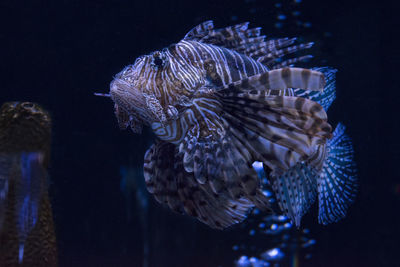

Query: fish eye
<box><xmin>153</xmin><ymin>56</ymin><xmax>163</xmax><ymax>67</ymax></box>
<box><xmin>151</xmin><ymin>51</ymin><xmax>167</xmax><ymax>69</ymax></box>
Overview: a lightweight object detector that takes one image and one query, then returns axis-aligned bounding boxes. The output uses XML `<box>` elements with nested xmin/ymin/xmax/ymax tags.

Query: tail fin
<box><xmin>318</xmin><ymin>123</ymin><xmax>357</xmax><ymax>224</ymax></box>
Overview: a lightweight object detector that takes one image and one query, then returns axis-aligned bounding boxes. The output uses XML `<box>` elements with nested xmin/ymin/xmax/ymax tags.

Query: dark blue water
<box><xmin>1</xmin><ymin>0</ymin><xmax>393</xmax><ymax>266</ymax></box>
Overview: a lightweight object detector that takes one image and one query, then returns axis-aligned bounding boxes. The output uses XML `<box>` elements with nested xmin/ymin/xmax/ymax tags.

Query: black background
<box><xmin>1</xmin><ymin>0</ymin><xmax>396</xmax><ymax>266</ymax></box>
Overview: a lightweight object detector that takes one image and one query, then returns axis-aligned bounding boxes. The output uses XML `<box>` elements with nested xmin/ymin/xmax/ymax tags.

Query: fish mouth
<box><xmin>110</xmin><ymin>79</ymin><xmax>145</xmax><ymax>133</ymax></box>
<box><xmin>113</xmin><ymin>104</ymin><xmax>143</xmax><ymax>134</ymax></box>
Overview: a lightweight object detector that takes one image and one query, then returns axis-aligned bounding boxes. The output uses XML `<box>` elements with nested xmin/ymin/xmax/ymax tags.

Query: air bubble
<box><xmin>260</xmin><ymin>248</ymin><xmax>284</xmax><ymax>261</ymax></box>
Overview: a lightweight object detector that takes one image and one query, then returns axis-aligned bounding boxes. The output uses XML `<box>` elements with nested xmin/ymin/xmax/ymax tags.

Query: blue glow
<box><xmin>277</xmin><ymin>14</ymin><xmax>286</xmax><ymax>20</ymax></box>
<box><xmin>252</xmin><ymin>161</ymin><xmax>263</xmax><ymax>171</ymax></box>
<box><xmin>236</xmin><ymin>255</ymin><xmax>251</xmax><ymax>267</ymax></box>
<box><xmin>303</xmin><ymin>22</ymin><xmax>312</xmax><ymax>28</ymax></box>
<box><xmin>274</xmin><ymin>22</ymin><xmax>283</xmax><ymax>29</ymax></box>
<box><xmin>17</xmin><ymin>152</ymin><xmax>41</xmax><ymax>247</ymax></box>
<box><xmin>261</xmin><ymin>248</ymin><xmax>284</xmax><ymax>261</ymax></box>
<box><xmin>292</xmin><ymin>11</ymin><xmax>300</xmax><ymax>16</ymax></box>
<box><xmin>270</xmin><ymin>224</ymin><xmax>278</xmax><ymax>231</ymax></box>
<box><xmin>275</xmin><ymin>3</ymin><xmax>282</xmax><ymax>8</ymax></box>
<box><xmin>249</xmin><ymin>229</ymin><xmax>256</xmax><ymax>236</ymax></box>
<box><xmin>253</xmin><ymin>208</ymin><xmax>260</xmax><ymax>215</ymax></box>
<box><xmin>262</xmin><ymin>190</ymin><xmax>272</xmax><ymax>197</ymax></box>
<box><xmin>284</xmin><ymin>222</ymin><xmax>292</xmax><ymax>229</ymax></box>
<box><xmin>278</xmin><ymin>215</ymin><xmax>287</xmax><ymax>222</ymax></box>
<box><xmin>302</xmin><ymin>239</ymin><xmax>316</xmax><ymax>248</ymax></box>
<box><xmin>294</xmin><ymin>0</ymin><xmax>302</xmax><ymax>3</ymax></box>
<box><xmin>249</xmin><ymin>257</ymin><xmax>270</xmax><ymax>267</ymax></box>
<box><xmin>19</xmin><ymin>243</ymin><xmax>24</xmax><ymax>263</ymax></box>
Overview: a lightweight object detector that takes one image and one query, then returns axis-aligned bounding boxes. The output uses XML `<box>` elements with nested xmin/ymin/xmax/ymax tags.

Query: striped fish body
<box><xmin>109</xmin><ymin>21</ymin><xmax>355</xmax><ymax>229</ymax></box>
<box><xmin>110</xmin><ymin>38</ymin><xmax>325</xmax><ymax>135</ymax></box>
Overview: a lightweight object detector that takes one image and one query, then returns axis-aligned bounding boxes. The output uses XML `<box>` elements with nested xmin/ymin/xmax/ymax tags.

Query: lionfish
<box><xmin>0</xmin><ymin>102</ymin><xmax>57</xmax><ymax>266</ymax></box>
<box><xmin>104</xmin><ymin>21</ymin><xmax>357</xmax><ymax>229</ymax></box>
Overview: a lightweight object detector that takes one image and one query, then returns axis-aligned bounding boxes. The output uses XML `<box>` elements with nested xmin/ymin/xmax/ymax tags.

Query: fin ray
<box><xmin>318</xmin><ymin>123</ymin><xmax>357</xmax><ymax>224</ymax></box>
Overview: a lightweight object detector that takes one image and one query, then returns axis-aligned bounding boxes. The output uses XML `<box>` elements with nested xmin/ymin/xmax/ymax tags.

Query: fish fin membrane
<box><xmin>271</xmin><ymin>163</ymin><xmax>318</xmax><ymax>227</ymax></box>
<box><xmin>144</xmin><ymin>141</ymin><xmax>183</xmax><ymax>213</ymax></box>
<box><xmin>171</xmin><ymin>94</ymin><xmax>272</xmax><ymax>211</ymax></box>
<box><xmin>222</xmin><ymin>68</ymin><xmax>325</xmax><ymax>92</ymax></box>
<box><xmin>294</xmin><ymin>67</ymin><xmax>337</xmax><ymax>111</ymax></box>
<box><xmin>318</xmin><ymin>123</ymin><xmax>357</xmax><ymax>224</ymax></box>
<box><xmin>144</xmin><ymin>140</ymin><xmax>256</xmax><ymax>229</ymax></box>
<box><xmin>183</xmin><ymin>21</ymin><xmax>313</xmax><ymax>68</ymax></box>
<box><xmin>216</xmin><ymin>90</ymin><xmax>332</xmax><ymax>226</ymax></box>
<box><xmin>183</xmin><ymin>20</ymin><xmax>215</xmax><ymax>40</ymax></box>
<box><xmin>219</xmin><ymin>89</ymin><xmax>332</xmax><ymax>158</ymax></box>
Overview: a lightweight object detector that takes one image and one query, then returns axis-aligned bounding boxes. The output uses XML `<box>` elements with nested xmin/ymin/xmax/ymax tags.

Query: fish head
<box><xmin>110</xmin><ymin>46</ymin><xmax>203</xmax><ymax>133</ymax></box>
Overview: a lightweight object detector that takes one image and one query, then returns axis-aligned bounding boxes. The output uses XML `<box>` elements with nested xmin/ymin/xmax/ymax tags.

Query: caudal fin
<box><xmin>318</xmin><ymin>123</ymin><xmax>357</xmax><ymax>224</ymax></box>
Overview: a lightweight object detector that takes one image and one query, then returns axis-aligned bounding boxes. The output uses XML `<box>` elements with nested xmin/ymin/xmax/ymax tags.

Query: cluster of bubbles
<box><xmin>231</xmin><ymin>163</ymin><xmax>316</xmax><ymax>267</ymax></box>
<box><xmin>233</xmin><ymin>211</ymin><xmax>316</xmax><ymax>267</ymax></box>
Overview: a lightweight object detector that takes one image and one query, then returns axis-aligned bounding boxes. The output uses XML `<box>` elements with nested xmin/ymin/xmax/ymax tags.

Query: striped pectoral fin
<box><xmin>224</xmin><ymin>67</ymin><xmax>325</xmax><ymax>94</ymax></box>
<box><xmin>143</xmin><ymin>141</ymin><xmax>184</xmax><ymax>213</ymax></box>
<box><xmin>318</xmin><ymin>123</ymin><xmax>357</xmax><ymax>224</ymax></box>
<box><xmin>143</xmin><ymin>139</ymin><xmax>255</xmax><ymax>229</ymax></box>
<box><xmin>293</xmin><ymin>67</ymin><xmax>337</xmax><ymax>111</ymax></box>
<box><xmin>220</xmin><ymin>92</ymin><xmax>332</xmax><ymax>159</ymax></box>
<box><xmin>175</xmin><ymin>117</ymin><xmax>271</xmax><ymax>212</ymax></box>
<box><xmin>175</xmin><ymin>165</ymin><xmax>255</xmax><ymax>229</ymax></box>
